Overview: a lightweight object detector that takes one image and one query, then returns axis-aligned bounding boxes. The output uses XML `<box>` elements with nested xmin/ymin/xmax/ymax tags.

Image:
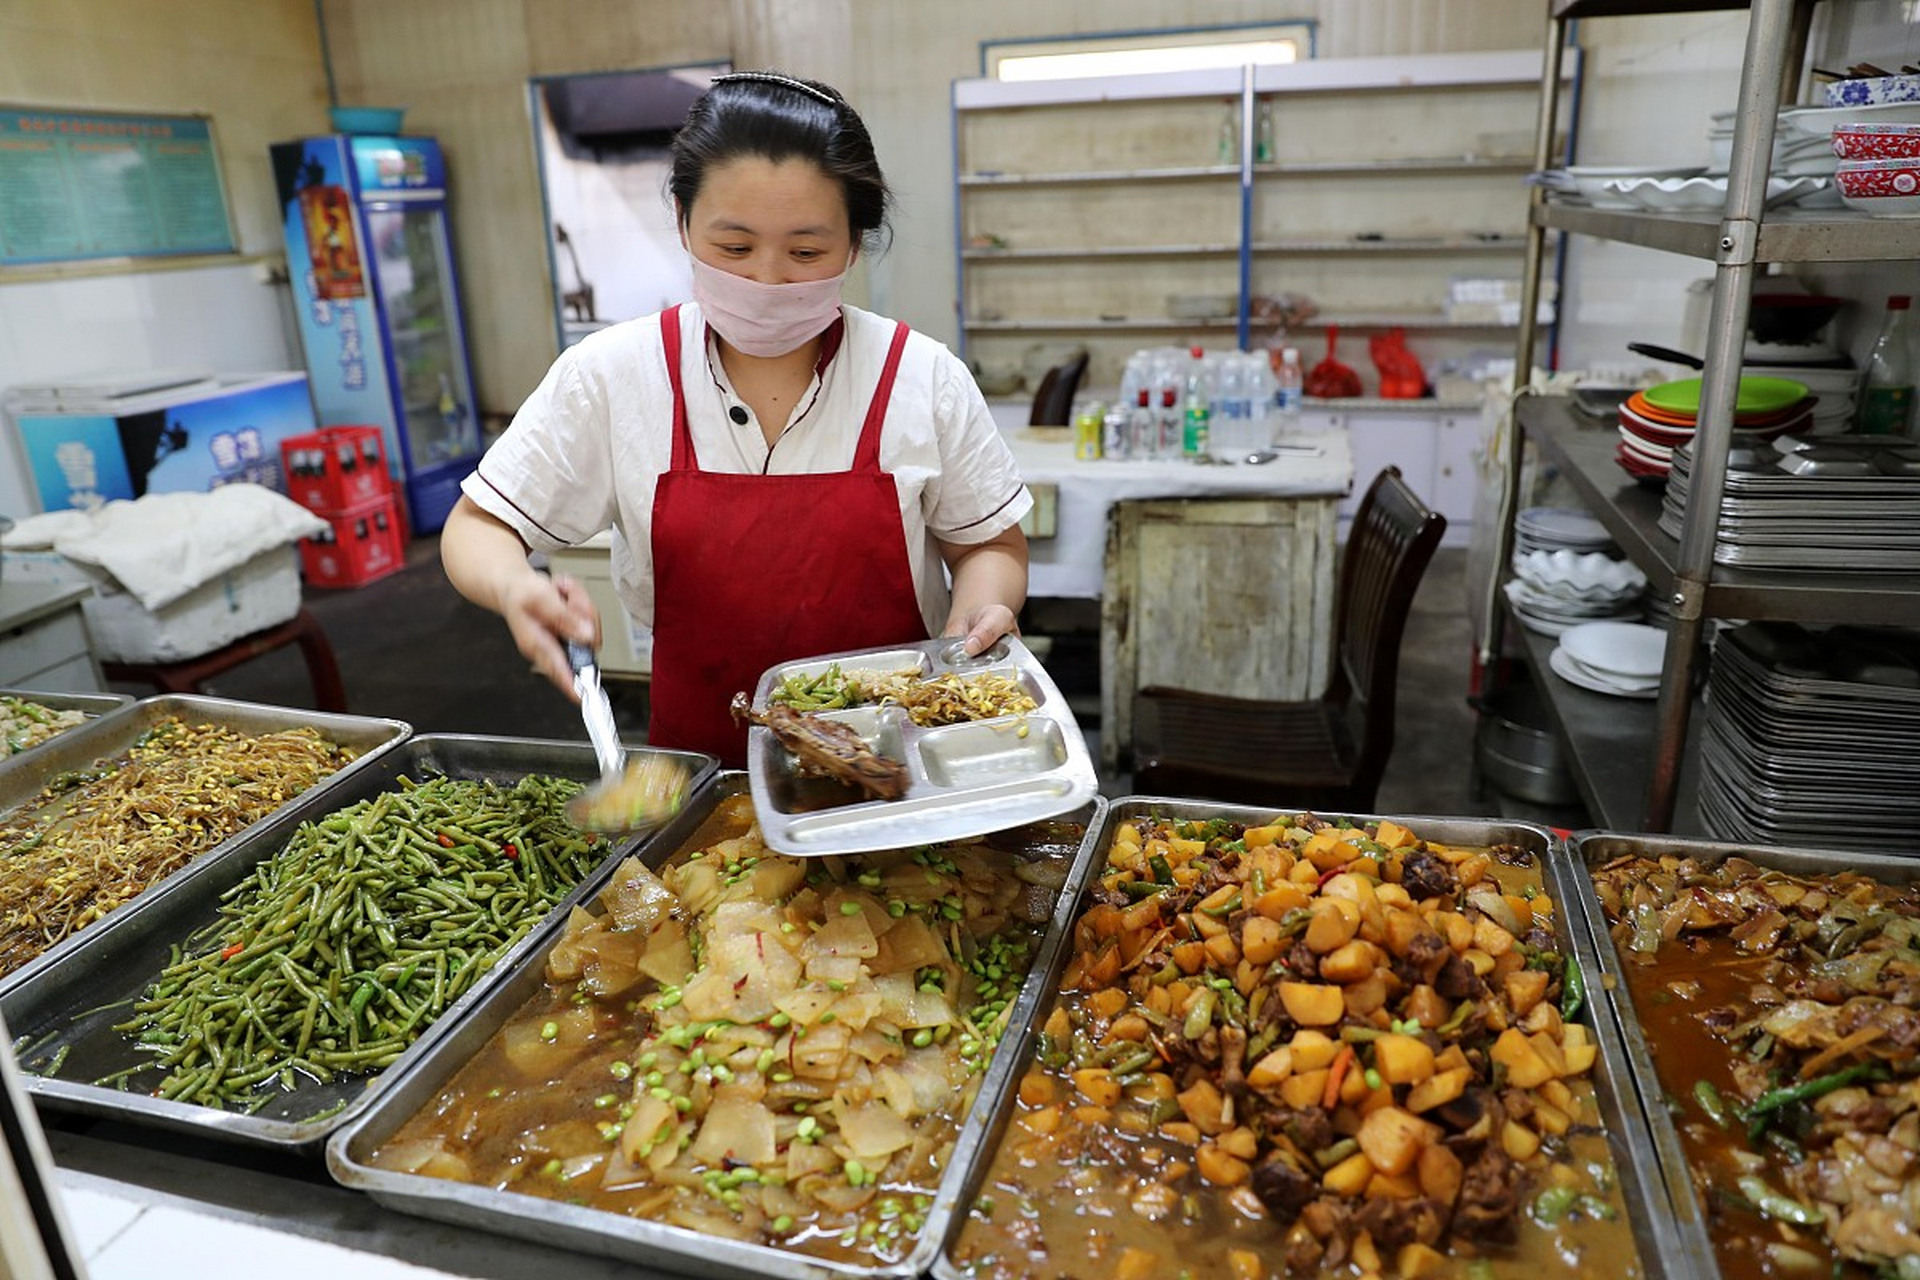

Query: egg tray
<box><xmin>744</xmin><ymin>635</ymin><xmax>1098</xmax><ymax>856</ymax></box>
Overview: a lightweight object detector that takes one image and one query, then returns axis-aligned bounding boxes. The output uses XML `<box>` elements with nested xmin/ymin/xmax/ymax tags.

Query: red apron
<box><xmin>647</xmin><ymin>304</ymin><xmax>929</xmax><ymax>767</ymax></box>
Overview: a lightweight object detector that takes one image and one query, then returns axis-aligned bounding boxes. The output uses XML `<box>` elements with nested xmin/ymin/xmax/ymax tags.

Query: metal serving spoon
<box><xmin>563</xmin><ymin>640</ymin><xmax>689</xmax><ymax>835</ymax></box>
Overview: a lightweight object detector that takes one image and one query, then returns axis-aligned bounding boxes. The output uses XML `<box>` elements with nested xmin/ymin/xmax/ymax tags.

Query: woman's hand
<box><xmin>502</xmin><ymin>572</ymin><xmax>601</xmax><ymax>699</ymax></box>
<box><xmin>938</xmin><ymin>524</ymin><xmax>1028</xmax><ymax>657</ymax></box>
<box><xmin>944</xmin><ymin>602</ymin><xmax>1018</xmax><ymax>658</ymax></box>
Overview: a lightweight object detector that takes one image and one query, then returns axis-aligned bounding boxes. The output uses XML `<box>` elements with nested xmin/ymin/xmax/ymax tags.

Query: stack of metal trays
<box><xmin>0</xmin><ymin>733</ymin><xmax>713</xmax><ymax>1155</ymax></box>
<box><xmin>1660</xmin><ymin>435</ymin><xmax>1920</xmax><ymax>570</ymax></box>
<box><xmin>0</xmin><ymin>688</ymin><xmax>132</xmax><ymax>774</ymax></box>
<box><xmin>1697</xmin><ymin>621</ymin><xmax>1920</xmax><ymax>848</ymax></box>
<box><xmin>743</xmin><ymin>635</ymin><xmax>1098</xmax><ymax>856</ymax></box>
<box><xmin>328</xmin><ymin>774</ymin><xmax>1107</xmax><ymax>1280</ymax></box>
<box><xmin>1565</xmin><ymin>830</ymin><xmax>1920</xmax><ymax>1280</ymax></box>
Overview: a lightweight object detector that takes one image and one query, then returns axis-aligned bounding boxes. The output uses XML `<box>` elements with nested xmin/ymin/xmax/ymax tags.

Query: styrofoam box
<box><xmin>2</xmin><ymin>545</ymin><xmax>301</xmax><ymax>663</ymax></box>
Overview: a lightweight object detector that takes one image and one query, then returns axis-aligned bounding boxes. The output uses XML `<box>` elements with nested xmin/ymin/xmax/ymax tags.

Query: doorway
<box><xmin>529</xmin><ymin>62</ymin><xmax>730</xmax><ymax>350</ymax></box>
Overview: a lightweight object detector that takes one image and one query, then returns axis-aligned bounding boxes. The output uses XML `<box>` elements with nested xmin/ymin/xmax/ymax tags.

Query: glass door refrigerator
<box><xmin>270</xmin><ymin>133</ymin><xmax>479</xmax><ymax>533</ymax></box>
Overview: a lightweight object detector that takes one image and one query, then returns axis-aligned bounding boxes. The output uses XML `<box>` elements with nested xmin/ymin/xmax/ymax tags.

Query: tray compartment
<box><xmin>933</xmin><ymin>801</ymin><xmax>1687</xmax><ymax>1280</ymax></box>
<box><xmin>326</xmin><ymin>774</ymin><xmax>1107</xmax><ymax>1280</ymax></box>
<box><xmin>1563</xmin><ymin>830</ymin><xmax>1920</xmax><ymax>1280</ymax></box>
<box><xmin>914</xmin><ymin>717</ymin><xmax>1067</xmax><ymax>788</ymax></box>
<box><xmin>0</xmin><ymin>733</ymin><xmax>713</xmax><ymax>1154</ymax></box>
<box><xmin>0</xmin><ymin>693</ymin><xmax>409</xmax><ymax>993</ymax></box>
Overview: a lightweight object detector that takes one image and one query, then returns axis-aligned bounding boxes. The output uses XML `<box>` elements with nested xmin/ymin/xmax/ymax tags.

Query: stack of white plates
<box><xmin>1741</xmin><ymin>360</ymin><xmax>1858</xmax><ymax>433</ymax></box>
<box><xmin>1503</xmin><ymin>549</ymin><xmax>1648</xmax><ymax>636</ymax></box>
<box><xmin>1547</xmin><ymin>621</ymin><xmax>1666</xmax><ymax>698</ymax></box>
<box><xmin>1514</xmin><ymin>507</ymin><xmax>1612</xmax><ymax>558</ymax></box>
<box><xmin>1698</xmin><ymin>621</ymin><xmax>1920</xmax><ymax>849</ymax></box>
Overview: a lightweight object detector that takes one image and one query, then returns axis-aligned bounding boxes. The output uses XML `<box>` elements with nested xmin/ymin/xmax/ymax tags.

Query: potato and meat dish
<box><xmin>953</xmin><ymin>813</ymin><xmax>1637</xmax><ymax>1280</ymax></box>
<box><xmin>369</xmin><ymin>795</ymin><xmax>1080</xmax><ymax>1265</ymax></box>
<box><xmin>1592</xmin><ymin>852</ymin><xmax>1920</xmax><ymax>1280</ymax></box>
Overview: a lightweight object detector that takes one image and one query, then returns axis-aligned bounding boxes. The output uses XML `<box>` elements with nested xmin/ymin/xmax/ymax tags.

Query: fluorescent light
<box><xmin>998</xmin><ymin>41</ymin><xmax>1299</xmax><ymax>82</ymax></box>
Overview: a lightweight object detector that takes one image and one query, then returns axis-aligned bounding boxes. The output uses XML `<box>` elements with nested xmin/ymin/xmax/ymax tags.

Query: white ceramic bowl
<box><xmin>1826</xmin><ymin>73</ymin><xmax>1920</xmax><ymax>109</ymax></box>
<box><xmin>1781</xmin><ymin>101</ymin><xmax>1920</xmax><ymax>141</ymax></box>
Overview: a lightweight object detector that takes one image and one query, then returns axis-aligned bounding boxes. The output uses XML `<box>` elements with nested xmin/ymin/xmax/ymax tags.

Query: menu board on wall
<box><xmin>0</xmin><ymin>107</ymin><xmax>236</xmax><ymax>266</ymax></box>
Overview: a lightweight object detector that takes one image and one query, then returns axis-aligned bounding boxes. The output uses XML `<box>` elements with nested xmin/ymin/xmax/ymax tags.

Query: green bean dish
<box><xmin>108</xmin><ymin>772</ymin><xmax>608</xmax><ymax>1114</ymax></box>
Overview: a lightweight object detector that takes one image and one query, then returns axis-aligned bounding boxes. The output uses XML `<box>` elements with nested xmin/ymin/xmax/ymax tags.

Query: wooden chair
<box><xmin>1027</xmin><ymin>350</ymin><xmax>1089</xmax><ymax>426</ymax></box>
<box><xmin>1129</xmin><ymin>467</ymin><xmax>1447</xmax><ymax>814</ymax></box>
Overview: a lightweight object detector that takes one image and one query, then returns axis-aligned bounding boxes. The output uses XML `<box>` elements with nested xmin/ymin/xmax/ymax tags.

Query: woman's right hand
<box><xmin>500</xmin><ymin>569</ymin><xmax>601</xmax><ymax>700</ymax></box>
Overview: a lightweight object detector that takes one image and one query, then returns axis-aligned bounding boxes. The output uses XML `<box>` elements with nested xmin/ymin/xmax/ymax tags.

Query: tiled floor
<box><xmin>178</xmin><ymin>539</ymin><xmax>1493</xmax><ymax>821</ymax></box>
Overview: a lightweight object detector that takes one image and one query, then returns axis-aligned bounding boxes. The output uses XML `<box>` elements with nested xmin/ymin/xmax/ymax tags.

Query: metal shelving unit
<box><xmin>1486</xmin><ymin>0</ymin><xmax>1918</xmax><ymax>833</ymax></box>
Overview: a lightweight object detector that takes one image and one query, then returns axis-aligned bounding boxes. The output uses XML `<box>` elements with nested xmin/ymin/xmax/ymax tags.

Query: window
<box><xmin>986</xmin><ymin>24</ymin><xmax>1312</xmax><ymax>82</ymax></box>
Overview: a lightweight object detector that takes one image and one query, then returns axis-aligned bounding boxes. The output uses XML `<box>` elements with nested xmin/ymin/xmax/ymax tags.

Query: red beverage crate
<box><xmin>299</xmin><ymin>493</ymin><xmax>405</xmax><ymax>589</ymax></box>
<box><xmin>280</xmin><ymin>424</ymin><xmax>393</xmax><ymax>514</ymax></box>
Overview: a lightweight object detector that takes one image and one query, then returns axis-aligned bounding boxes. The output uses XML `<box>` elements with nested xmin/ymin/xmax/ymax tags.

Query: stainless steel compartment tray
<box><xmin>327</xmin><ymin>773</ymin><xmax>1108</xmax><ymax>1280</ymax></box>
<box><xmin>933</xmin><ymin>801</ymin><xmax>1689</xmax><ymax>1280</ymax></box>
<box><xmin>1</xmin><ymin>733</ymin><xmax>714</xmax><ymax>1155</ymax></box>
<box><xmin>0</xmin><ymin>686</ymin><xmax>135</xmax><ymax>780</ymax></box>
<box><xmin>745</xmin><ymin>635</ymin><xmax>1098</xmax><ymax>856</ymax></box>
<box><xmin>1564</xmin><ymin>830</ymin><xmax>1920</xmax><ymax>1280</ymax></box>
<box><xmin>0</xmin><ymin>692</ymin><xmax>409</xmax><ymax>995</ymax></box>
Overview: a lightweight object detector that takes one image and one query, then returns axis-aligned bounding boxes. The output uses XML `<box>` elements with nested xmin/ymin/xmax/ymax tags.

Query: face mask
<box><xmin>688</xmin><ymin>253</ymin><xmax>849</xmax><ymax>357</ymax></box>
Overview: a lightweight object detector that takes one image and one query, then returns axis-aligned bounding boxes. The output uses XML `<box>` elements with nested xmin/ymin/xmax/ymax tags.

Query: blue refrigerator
<box><xmin>270</xmin><ymin>134</ymin><xmax>479</xmax><ymax>532</ymax></box>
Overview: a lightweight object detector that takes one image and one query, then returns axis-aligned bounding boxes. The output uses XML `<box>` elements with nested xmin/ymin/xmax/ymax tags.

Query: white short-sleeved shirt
<box><xmin>462</xmin><ymin>303</ymin><xmax>1032</xmax><ymax>636</ymax></box>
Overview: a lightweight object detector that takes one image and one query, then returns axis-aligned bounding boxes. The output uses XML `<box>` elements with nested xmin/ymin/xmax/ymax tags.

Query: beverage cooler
<box><xmin>270</xmin><ymin>133</ymin><xmax>480</xmax><ymax>533</ymax></box>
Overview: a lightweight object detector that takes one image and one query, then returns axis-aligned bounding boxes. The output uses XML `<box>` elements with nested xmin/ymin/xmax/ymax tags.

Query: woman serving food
<box><xmin>442</xmin><ymin>71</ymin><xmax>1031</xmax><ymax>767</ymax></box>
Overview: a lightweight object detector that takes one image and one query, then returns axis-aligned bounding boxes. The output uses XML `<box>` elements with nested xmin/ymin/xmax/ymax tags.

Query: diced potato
<box><xmin>1359</xmin><ymin>1082</ymin><xmax>1396</xmax><ymax>1116</ymax></box>
<box><xmin>1433</xmin><ymin>911</ymin><xmax>1474</xmax><ymax>953</ymax></box>
<box><xmin>1072</xmin><ymin>1104</ymin><xmax>1112</xmax><ymax>1126</ymax></box>
<box><xmin>1172</xmin><ymin>941</ymin><xmax>1208</xmax><ymax>974</ymax></box>
<box><xmin>1161</xmin><ymin>1119</ymin><xmax>1201</xmax><ymax>1145</ymax></box>
<box><xmin>1455</xmin><ymin>853</ymin><xmax>1491</xmax><ymax>887</ymax></box>
<box><xmin>1204</xmin><ymin>931</ymin><xmax>1242</xmax><ymax>970</ymax></box>
<box><xmin>1193</xmin><ymin>912</ymin><xmax>1228</xmax><ymax>941</ymax></box>
<box><xmin>1242</xmin><ymin>915</ymin><xmax>1286</xmax><ymax>966</ymax></box>
<box><xmin>1342</xmin><ymin>971</ymin><xmax>1392</xmax><ymax>1018</ymax></box>
<box><xmin>1375</xmin><ymin>882</ymin><xmax>1412</xmax><ymax>909</ymax></box>
<box><xmin>1373</xmin><ymin>1034</ymin><xmax>1436</xmax><ymax>1086</ymax></box>
<box><xmin>1502</xmin><ymin>1118</ymin><xmax>1541</xmax><ymax>1160</ymax></box>
<box><xmin>1113</xmin><ymin>823</ymin><xmax>1143</xmax><ymax>849</ymax></box>
<box><xmin>1288</xmin><ymin>1029</ymin><xmax>1339</xmax><ymax>1070</ymax></box>
<box><xmin>1304</xmin><ymin>828</ymin><xmax>1355</xmax><ymax>871</ymax></box>
<box><xmin>1289</xmin><ymin>858</ymin><xmax>1322</xmax><ymax>885</ymax></box>
<box><xmin>1356</xmin><ymin>1106</ymin><xmax>1440</xmax><ymax>1177</ymax></box>
<box><xmin>1074</xmin><ymin>1067</ymin><xmax>1123</xmax><ymax>1108</ymax></box>
<box><xmin>1247</xmin><ymin>1046</ymin><xmax>1294</xmax><ymax>1088</ymax></box>
<box><xmin>1197</xmin><ymin>1142</ymin><xmax>1252</xmax><ymax>1186</ymax></box>
<box><xmin>1110</xmin><ymin>1012</ymin><xmax>1149</xmax><ymax>1042</ymax></box>
<box><xmin>1405</xmin><ymin>1066</ymin><xmax>1471</xmax><ymax>1114</ymax></box>
<box><xmin>1320</xmin><ymin>872</ymin><xmax>1379</xmax><ymax>913</ymax></box>
<box><xmin>1433</xmin><ymin>1043</ymin><xmax>1468</xmax><ymax>1073</ymax></box>
<box><xmin>1540</xmin><ymin>1078</ymin><xmax>1573</xmax><ymax>1114</ymax></box>
<box><xmin>1045</xmin><ymin>1006</ymin><xmax>1071</xmax><ymax>1039</ymax></box>
<box><xmin>1382</xmin><ymin>909</ymin><xmax>1429</xmax><ymax>959</ymax></box>
<box><xmin>1280</xmin><ymin>1069</ymin><xmax>1330</xmax><ymax>1111</ymax></box>
<box><xmin>1529</xmin><ymin>1031</ymin><xmax>1568</xmax><ymax>1077</ymax></box>
<box><xmin>1019</xmin><ymin>1106</ymin><xmax>1061</xmax><ymax>1135</ymax></box>
<box><xmin>1366</xmin><ymin>1171</ymin><xmax>1422</xmax><ymax>1200</ymax></box>
<box><xmin>1114</xmin><ymin>1246</ymin><xmax>1161</xmax><ymax>1280</ymax></box>
<box><xmin>1504</xmin><ymin>969</ymin><xmax>1550</xmax><ymax>1017</ymax></box>
<box><xmin>1397</xmin><ymin>1241</ymin><xmax>1448</xmax><ymax>1279</ymax></box>
<box><xmin>1471</xmin><ymin>916</ymin><xmax>1514</xmax><ymax>958</ymax></box>
<box><xmin>1352</xmin><ymin>1232</ymin><xmax>1383</xmax><ymax>1275</ymax></box>
<box><xmin>1491</xmin><ymin>1028</ymin><xmax>1557</xmax><ymax>1090</ymax></box>
<box><xmin>1226</xmin><ymin>1247</ymin><xmax>1264</xmax><ymax>1280</ymax></box>
<box><xmin>1532</xmin><ymin>1101</ymin><xmax>1571</xmax><ymax>1136</ymax></box>
<box><xmin>1280</xmin><ymin>981</ymin><xmax>1345</xmax><ymax>1026</ymax></box>
<box><xmin>1416</xmin><ymin>1142</ymin><xmax>1464</xmax><ymax>1207</ymax></box>
<box><xmin>1522</xmin><ymin>1001</ymin><xmax>1564</xmax><ymax>1038</ymax></box>
<box><xmin>1340</xmin><ymin>1061</ymin><xmax>1373</xmax><ymax>1105</ymax></box>
<box><xmin>1242</xmin><ymin>824</ymin><xmax>1284</xmax><ymax>849</ymax></box>
<box><xmin>1089</xmin><ymin>986</ymin><xmax>1130</xmax><ymax>1020</ymax></box>
<box><xmin>1462</xmin><ymin>948</ymin><xmax>1496</xmax><ymax>978</ymax></box>
<box><xmin>1403</xmin><ymin>984</ymin><xmax>1449</xmax><ymax>1031</ymax></box>
<box><xmin>1563</xmin><ymin>1041</ymin><xmax>1598</xmax><ymax>1076</ymax></box>
<box><xmin>1177</xmin><ymin>1078</ymin><xmax>1230</xmax><ymax>1135</ymax></box>
<box><xmin>1323</xmin><ymin>1150</ymin><xmax>1375</xmax><ymax>1197</ymax></box>
<box><xmin>1253</xmin><ymin>881</ymin><xmax>1312</xmax><ymax>920</ymax></box>
<box><xmin>1374</xmin><ymin>820</ymin><xmax>1418</xmax><ymax>850</ymax></box>
<box><xmin>1306</xmin><ymin>898</ymin><xmax>1362</xmax><ymax>953</ymax></box>
<box><xmin>1320</xmin><ymin>939</ymin><xmax>1381</xmax><ymax>985</ymax></box>
<box><xmin>1218</xmin><ymin>1126</ymin><xmax>1259</xmax><ymax>1160</ymax></box>
<box><xmin>1019</xmin><ymin>1072</ymin><xmax>1057</xmax><ymax>1107</ymax></box>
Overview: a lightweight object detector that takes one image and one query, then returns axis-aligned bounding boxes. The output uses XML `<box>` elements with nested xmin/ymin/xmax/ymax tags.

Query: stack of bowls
<box><xmin>1834</xmin><ymin>121</ymin><xmax>1920</xmax><ymax>217</ymax></box>
<box><xmin>1615</xmin><ymin>375</ymin><xmax>1813</xmax><ymax>484</ymax></box>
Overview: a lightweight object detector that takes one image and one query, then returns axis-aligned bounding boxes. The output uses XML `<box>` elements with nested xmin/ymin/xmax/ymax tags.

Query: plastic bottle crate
<box><xmin>299</xmin><ymin>493</ymin><xmax>405</xmax><ymax>589</ymax></box>
<box><xmin>280</xmin><ymin>425</ymin><xmax>393</xmax><ymax>515</ymax></box>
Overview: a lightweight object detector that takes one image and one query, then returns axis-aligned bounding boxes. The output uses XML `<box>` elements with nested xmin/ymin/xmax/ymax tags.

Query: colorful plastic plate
<box><xmin>1643</xmin><ymin>376</ymin><xmax>1809</xmax><ymax>416</ymax></box>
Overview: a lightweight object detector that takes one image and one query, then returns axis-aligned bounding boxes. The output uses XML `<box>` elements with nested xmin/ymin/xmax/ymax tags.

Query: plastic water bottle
<box><xmin>1212</xmin><ymin>352</ymin><xmax>1252</xmax><ymax>458</ymax></box>
<box><xmin>1273</xmin><ymin>346</ymin><xmax>1305</xmax><ymax>441</ymax></box>
<box><xmin>1125</xmin><ymin>353</ymin><xmax>1156</xmax><ymax>458</ymax></box>
<box><xmin>1151</xmin><ymin>353</ymin><xmax>1183</xmax><ymax>459</ymax></box>
<box><xmin>1246</xmin><ymin>352</ymin><xmax>1278</xmax><ymax>450</ymax></box>
<box><xmin>1182</xmin><ymin>345</ymin><xmax>1212</xmax><ymax>458</ymax></box>
<box><xmin>1858</xmin><ymin>294</ymin><xmax>1916</xmax><ymax>436</ymax></box>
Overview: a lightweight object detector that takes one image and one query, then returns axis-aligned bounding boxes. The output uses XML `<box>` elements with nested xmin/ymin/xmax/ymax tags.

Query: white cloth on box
<box><xmin>1</xmin><ymin>485</ymin><xmax>323</xmax><ymax>611</ymax></box>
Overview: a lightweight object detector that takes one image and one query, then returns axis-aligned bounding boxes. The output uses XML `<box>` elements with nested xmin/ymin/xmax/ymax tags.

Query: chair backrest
<box><xmin>1028</xmin><ymin>350</ymin><xmax>1089</xmax><ymax>426</ymax></box>
<box><xmin>1329</xmin><ymin>466</ymin><xmax>1447</xmax><ymax>794</ymax></box>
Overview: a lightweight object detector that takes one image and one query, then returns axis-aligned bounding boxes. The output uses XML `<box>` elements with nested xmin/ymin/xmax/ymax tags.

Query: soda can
<box><xmin>1073</xmin><ymin>402</ymin><xmax>1104</xmax><ymax>460</ymax></box>
<box><xmin>1102</xmin><ymin>406</ymin><xmax>1132</xmax><ymax>461</ymax></box>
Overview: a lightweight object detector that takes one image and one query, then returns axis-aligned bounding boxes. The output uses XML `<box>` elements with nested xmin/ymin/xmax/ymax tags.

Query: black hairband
<box><xmin>711</xmin><ymin>71</ymin><xmax>841</xmax><ymax>109</ymax></box>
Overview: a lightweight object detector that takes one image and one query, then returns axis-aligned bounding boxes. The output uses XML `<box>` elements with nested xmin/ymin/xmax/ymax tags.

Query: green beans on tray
<box><xmin>109</xmin><ymin>773</ymin><xmax>607</xmax><ymax>1113</ymax></box>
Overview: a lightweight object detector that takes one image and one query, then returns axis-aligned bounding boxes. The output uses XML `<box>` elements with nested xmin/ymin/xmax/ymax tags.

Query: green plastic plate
<box><xmin>1643</xmin><ymin>375</ymin><xmax>1808</xmax><ymax>416</ymax></box>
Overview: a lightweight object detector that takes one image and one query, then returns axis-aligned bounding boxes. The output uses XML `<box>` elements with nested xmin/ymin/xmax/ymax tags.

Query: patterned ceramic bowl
<box><xmin>1832</xmin><ymin>121</ymin><xmax>1920</xmax><ymax>160</ymax></box>
<box><xmin>1836</xmin><ymin>158</ymin><xmax>1920</xmax><ymax>215</ymax></box>
<box><xmin>1825</xmin><ymin>73</ymin><xmax>1920</xmax><ymax>108</ymax></box>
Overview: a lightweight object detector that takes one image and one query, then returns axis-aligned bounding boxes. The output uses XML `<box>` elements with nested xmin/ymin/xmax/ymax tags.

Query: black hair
<box><xmin>670</xmin><ymin>72</ymin><xmax>892</xmax><ymax>252</ymax></box>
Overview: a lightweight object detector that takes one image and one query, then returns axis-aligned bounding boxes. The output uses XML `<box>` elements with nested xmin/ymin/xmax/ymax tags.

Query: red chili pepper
<box><xmin>1316</xmin><ymin>865</ymin><xmax>1345</xmax><ymax>888</ymax></box>
<box><xmin>502</xmin><ymin>844</ymin><xmax>519</xmax><ymax>860</ymax></box>
<box><xmin>221</xmin><ymin>943</ymin><xmax>245</xmax><ymax>960</ymax></box>
<box><xmin>438</xmin><ymin>833</ymin><xmax>454</xmax><ymax>847</ymax></box>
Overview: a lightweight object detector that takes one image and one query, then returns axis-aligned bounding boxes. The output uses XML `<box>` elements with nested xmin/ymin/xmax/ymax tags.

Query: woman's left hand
<box><xmin>944</xmin><ymin>602</ymin><xmax>1018</xmax><ymax>658</ymax></box>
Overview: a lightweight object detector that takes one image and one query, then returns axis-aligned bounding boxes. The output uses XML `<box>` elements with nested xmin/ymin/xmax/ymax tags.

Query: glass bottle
<box><xmin>1858</xmin><ymin>294</ymin><xmax>1916</xmax><ymax>437</ymax></box>
<box><xmin>1216</xmin><ymin>99</ymin><xmax>1238</xmax><ymax>165</ymax></box>
<box><xmin>1255</xmin><ymin>98</ymin><xmax>1275</xmax><ymax>165</ymax></box>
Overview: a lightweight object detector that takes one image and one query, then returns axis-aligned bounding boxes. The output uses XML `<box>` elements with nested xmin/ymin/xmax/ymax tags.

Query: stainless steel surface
<box><xmin>745</xmin><ymin>636</ymin><xmax>1098</xmax><ymax>857</ymax></box>
<box><xmin>1532</xmin><ymin>202</ymin><xmax>1920</xmax><ymax>262</ymax></box>
<box><xmin>1474</xmin><ymin>678</ymin><xmax>1581</xmax><ymax>806</ymax></box>
<box><xmin>931</xmin><ymin>801</ymin><xmax>1686</xmax><ymax>1280</ymax></box>
<box><xmin>0</xmin><ymin>734</ymin><xmax>713</xmax><ymax>1156</ymax></box>
<box><xmin>567</xmin><ymin>640</ymin><xmax>624</xmax><ymax>780</ymax></box>
<box><xmin>326</xmin><ymin>773</ymin><xmax>1108</xmax><ymax>1280</ymax></box>
<box><xmin>0</xmin><ymin>694</ymin><xmax>410</xmax><ymax>996</ymax></box>
<box><xmin>0</xmin><ymin>687</ymin><xmax>135</xmax><ymax>781</ymax></box>
<box><xmin>1563</xmin><ymin>830</ymin><xmax>1920</xmax><ymax>1280</ymax></box>
<box><xmin>1520</xmin><ymin>400</ymin><xmax>1920</xmax><ymax>624</ymax></box>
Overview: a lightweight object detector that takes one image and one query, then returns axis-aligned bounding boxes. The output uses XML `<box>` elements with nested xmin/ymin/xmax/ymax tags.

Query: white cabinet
<box><xmin>1313</xmin><ymin>404</ymin><xmax>1481</xmax><ymax>547</ymax></box>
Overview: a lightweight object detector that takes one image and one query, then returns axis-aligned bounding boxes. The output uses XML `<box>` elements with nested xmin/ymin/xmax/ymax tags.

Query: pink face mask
<box><xmin>688</xmin><ymin>254</ymin><xmax>849</xmax><ymax>357</ymax></box>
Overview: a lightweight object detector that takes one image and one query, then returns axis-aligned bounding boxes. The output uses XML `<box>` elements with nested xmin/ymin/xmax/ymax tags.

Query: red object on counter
<box><xmin>298</xmin><ymin>492</ymin><xmax>406</xmax><ymax>589</ymax></box>
<box><xmin>1304</xmin><ymin>325</ymin><xmax>1364</xmax><ymax>399</ymax></box>
<box><xmin>280</xmin><ymin>425</ymin><xmax>392</xmax><ymax>515</ymax></box>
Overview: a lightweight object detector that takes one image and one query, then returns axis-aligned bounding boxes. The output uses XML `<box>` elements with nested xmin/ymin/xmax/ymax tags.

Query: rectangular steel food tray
<box><xmin>327</xmin><ymin>773</ymin><xmax>1108</xmax><ymax>1280</ymax></box>
<box><xmin>1563</xmin><ymin>830</ymin><xmax>1920</xmax><ymax>1280</ymax></box>
<box><xmin>745</xmin><ymin>635</ymin><xmax>1098</xmax><ymax>856</ymax></box>
<box><xmin>0</xmin><ymin>692</ymin><xmax>409</xmax><ymax>996</ymax></box>
<box><xmin>932</xmin><ymin>801</ymin><xmax>1694</xmax><ymax>1280</ymax></box>
<box><xmin>0</xmin><ymin>687</ymin><xmax>135</xmax><ymax>782</ymax></box>
<box><xmin>0</xmin><ymin>733</ymin><xmax>715</xmax><ymax>1155</ymax></box>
